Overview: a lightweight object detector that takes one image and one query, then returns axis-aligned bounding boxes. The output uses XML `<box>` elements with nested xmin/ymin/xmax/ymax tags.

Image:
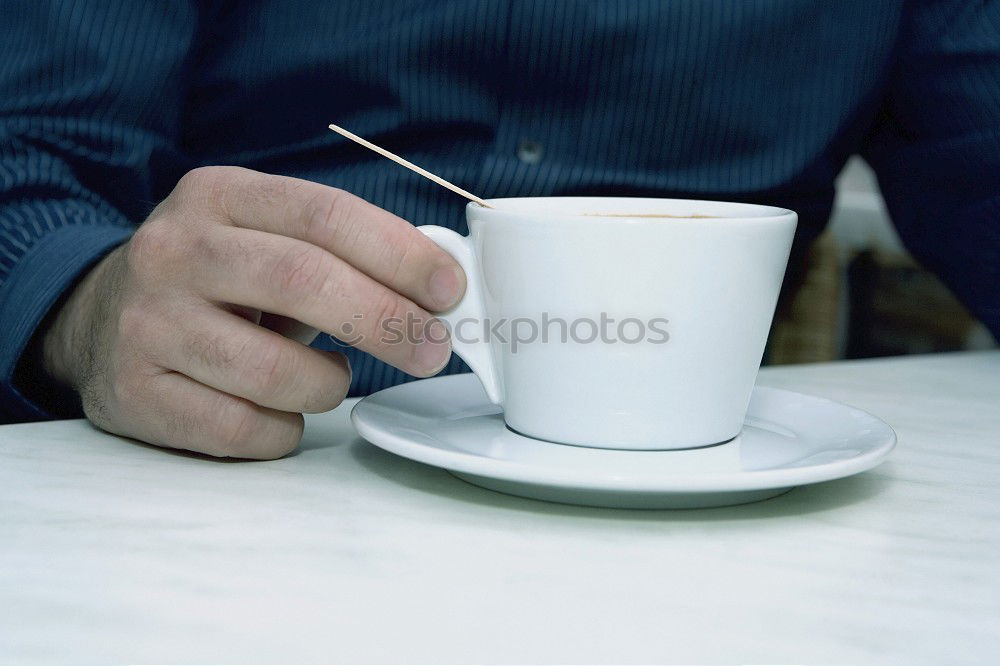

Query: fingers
<box><xmin>124</xmin><ymin>370</ymin><xmax>305</xmax><ymax>459</ymax></box>
<box><xmin>190</xmin><ymin>226</ymin><xmax>452</xmax><ymax>377</ymax></box>
<box><xmin>148</xmin><ymin>304</ymin><xmax>351</xmax><ymax>414</ymax></box>
<box><xmin>181</xmin><ymin>166</ymin><xmax>465</xmax><ymax>312</ymax></box>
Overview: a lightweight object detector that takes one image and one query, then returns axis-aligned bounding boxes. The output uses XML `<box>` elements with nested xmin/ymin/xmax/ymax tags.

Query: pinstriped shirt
<box><xmin>1</xmin><ymin>1</ymin><xmax>999</xmax><ymax>422</ymax></box>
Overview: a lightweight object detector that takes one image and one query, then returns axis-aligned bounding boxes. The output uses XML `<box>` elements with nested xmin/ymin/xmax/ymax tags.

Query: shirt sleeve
<box><xmin>0</xmin><ymin>1</ymin><xmax>198</xmax><ymax>422</ymax></box>
<box><xmin>861</xmin><ymin>1</ymin><xmax>1000</xmax><ymax>338</ymax></box>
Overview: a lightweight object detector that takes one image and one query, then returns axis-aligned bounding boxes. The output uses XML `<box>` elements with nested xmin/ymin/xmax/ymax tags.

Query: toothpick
<box><xmin>328</xmin><ymin>124</ymin><xmax>493</xmax><ymax>208</ymax></box>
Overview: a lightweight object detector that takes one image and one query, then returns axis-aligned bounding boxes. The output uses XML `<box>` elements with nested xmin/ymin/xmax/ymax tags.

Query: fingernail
<box><xmin>428</xmin><ymin>266</ymin><xmax>462</xmax><ymax>310</ymax></box>
<box><xmin>412</xmin><ymin>319</ymin><xmax>451</xmax><ymax>375</ymax></box>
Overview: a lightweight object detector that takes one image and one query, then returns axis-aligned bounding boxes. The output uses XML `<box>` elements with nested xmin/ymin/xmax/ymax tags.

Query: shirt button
<box><xmin>517</xmin><ymin>139</ymin><xmax>544</xmax><ymax>165</ymax></box>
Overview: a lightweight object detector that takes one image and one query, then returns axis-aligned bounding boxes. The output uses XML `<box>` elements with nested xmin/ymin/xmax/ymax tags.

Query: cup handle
<box><xmin>419</xmin><ymin>225</ymin><xmax>502</xmax><ymax>405</ymax></box>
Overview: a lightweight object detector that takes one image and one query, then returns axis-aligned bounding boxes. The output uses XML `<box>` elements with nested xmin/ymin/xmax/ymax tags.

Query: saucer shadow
<box><xmin>349</xmin><ymin>440</ymin><xmax>893</xmax><ymax>521</ymax></box>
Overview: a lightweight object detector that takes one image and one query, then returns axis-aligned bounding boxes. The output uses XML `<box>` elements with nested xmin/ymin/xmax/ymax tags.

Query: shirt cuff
<box><xmin>0</xmin><ymin>223</ymin><xmax>134</xmax><ymax>422</ymax></box>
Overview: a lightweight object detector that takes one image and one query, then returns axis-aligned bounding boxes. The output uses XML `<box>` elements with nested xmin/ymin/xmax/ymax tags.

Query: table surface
<box><xmin>2</xmin><ymin>351</ymin><xmax>999</xmax><ymax>663</ymax></box>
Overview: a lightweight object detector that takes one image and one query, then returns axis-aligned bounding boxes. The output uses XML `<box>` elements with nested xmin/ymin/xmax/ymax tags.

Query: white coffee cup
<box><xmin>419</xmin><ymin>196</ymin><xmax>796</xmax><ymax>450</ymax></box>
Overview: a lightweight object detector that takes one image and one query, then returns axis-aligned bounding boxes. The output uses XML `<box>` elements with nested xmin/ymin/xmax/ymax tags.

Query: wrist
<box><xmin>41</xmin><ymin>246</ymin><xmax>118</xmax><ymax>389</ymax></box>
<box><xmin>41</xmin><ymin>301</ymin><xmax>80</xmax><ymax>389</ymax></box>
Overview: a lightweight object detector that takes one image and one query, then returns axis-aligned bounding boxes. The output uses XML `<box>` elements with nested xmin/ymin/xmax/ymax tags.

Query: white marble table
<box><xmin>2</xmin><ymin>351</ymin><xmax>998</xmax><ymax>663</ymax></box>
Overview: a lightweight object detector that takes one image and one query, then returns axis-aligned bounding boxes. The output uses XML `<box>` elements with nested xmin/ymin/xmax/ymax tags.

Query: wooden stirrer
<box><xmin>327</xmin><ymin>124</ymin><xmax>493</xmax><ymax>208</ymax></box>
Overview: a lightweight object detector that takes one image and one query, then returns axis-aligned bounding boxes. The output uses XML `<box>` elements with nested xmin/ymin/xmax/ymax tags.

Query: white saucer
<box><xmin>350</xmin><ymin>374</ymin><xmax>896</xmax><ymax>509</ymax></box>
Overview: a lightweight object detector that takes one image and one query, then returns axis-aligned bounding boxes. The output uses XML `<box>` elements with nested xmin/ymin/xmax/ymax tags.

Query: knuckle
<box><xmin>113</xmin><ymin>311</ymin><xmax>165</xmax><ymax>381</ymax></box>
<box><xmin>301</xmin><ymin>355</ymin><xmax>351</xmax><ymax>413</ymax></box>
<box><xmin>259</xmin><ymin>174</ymin><xmax>305</xmax><ymax>211</ymax></box>
<box><xmin>303</xmin><ymin>187</ymin><xmax>360</xmax><ymax>249</ymax></box>
<box><xmin>116</xmin><ymin>302</ymin><xmax>155</xmax><ymax>344</ymax></box>
<box><xmin>271</xmin><ymin>244</ymin><xmax>334</xmax><ymax>297</ymax></box>
<box><xmin>101</xmin><ymin>359</ymin><xmax>148</xmax><ymax>426</ymax></box>
<box><xmin>242</xmin><ymin>337</ymin><xmax>295</xmax><ymax>400</ymax></box>
<box><xmin>176</xmin><ymin>166</ymin><xmax>227</xmax><ymax>196</ymax></box>
<box><xmin>127</xmin><ymin>221</ymin><xmax>185</xmax><ymax>280</ymax></box>
<box><xmin>210</xmin><ymin>397</ymin><xmax>303</xmax><ymax>460</ymax></box>
<box><xmin>108</xmin><ymin>366</ymin><xmax>138</xmax><ymax>411</ymax></box>
<box><xmin>367</xmin><ymin>291</ymin><xmax>409</xmax><ymax>341</ymax></box>
<box><xmin>381</xmin><ymin>235</ymin><xmax>417</xmax><ymax>286</ymax></box>
<box><xmin>210</xmin><ymin>396</ymin><xmax>263</xmax><ymax>457</ymax></box>
<box><xmin>174</xmin><ymin>166</ymin><xmax>239</xmax><ymax>218</ymax></box>
<box><xmin>116</xmin><ymin>303</ymin><xmax>142</xmax><ymax>340</ymax></box>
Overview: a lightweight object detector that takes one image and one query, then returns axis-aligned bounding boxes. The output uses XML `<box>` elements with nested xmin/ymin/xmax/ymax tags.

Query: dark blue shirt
<box><xmin>2</xmin><ymin>1</ymin><xmax>998</xmax><ymax>422</ymax></box>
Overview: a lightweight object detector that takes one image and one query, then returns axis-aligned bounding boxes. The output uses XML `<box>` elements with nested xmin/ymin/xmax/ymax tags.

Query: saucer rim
<box><xmin>350</xmin><ymin>374</ymin><xmax>897</xmax><ymax>494</ymax></box>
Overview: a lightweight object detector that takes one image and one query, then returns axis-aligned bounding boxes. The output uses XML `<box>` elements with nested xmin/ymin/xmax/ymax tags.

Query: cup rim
<box><xmin>467</xmin><ymin>196</ymin><xmax>796</xmax><ymax>225</ymax></box>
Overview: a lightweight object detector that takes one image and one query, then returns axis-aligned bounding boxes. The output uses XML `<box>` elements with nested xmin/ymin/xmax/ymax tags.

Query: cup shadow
<box><xmin>348</xmin><ymin>439</ymin><xmax>893</xmax><ymax>521</ymax></box>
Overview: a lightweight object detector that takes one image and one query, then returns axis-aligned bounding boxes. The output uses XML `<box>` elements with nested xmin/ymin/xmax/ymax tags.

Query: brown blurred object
<box><xmin>845</xmin><ymin>250</ymin><xmax>991</xmax><ymax>358</ymax></box>
<box><xmin>766</xmin><ymin>157</ymin><xmax>998</xmax><ymax>364</ymax></box>
<box><xmin>766</xmin><ymin>232</ymin><xmax>995</xmax><ymax>365</ymax></box>
<box><xmin>768</xmin><ymin>231</ymin><xmax>841</xmax><ymax>364</ymax></box>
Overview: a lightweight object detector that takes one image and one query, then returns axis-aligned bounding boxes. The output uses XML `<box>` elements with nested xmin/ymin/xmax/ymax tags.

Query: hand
<box><xmin>42</xmin><ymin>166</ymin><xmax>464</xmax><ymax>458</ymax></box>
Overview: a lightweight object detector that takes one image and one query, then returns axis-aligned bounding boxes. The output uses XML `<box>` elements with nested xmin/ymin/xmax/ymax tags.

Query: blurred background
<box><xmin>768</xmin><ymin>156</ymin><xmax>998</xmax><ymax>365</ymax></box>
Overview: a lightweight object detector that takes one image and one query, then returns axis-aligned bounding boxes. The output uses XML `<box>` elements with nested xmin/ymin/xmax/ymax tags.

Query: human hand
<box><xmin>42</xmin><ymin>166</ymin><xmax>464</xmax><ymax>458</ymax></box>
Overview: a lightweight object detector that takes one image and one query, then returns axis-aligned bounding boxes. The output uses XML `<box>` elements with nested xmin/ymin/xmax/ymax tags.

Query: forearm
<box><xmin>0</xmin><ymin>203</ymin><xmax>132</xmax><ymax>422</ymax></box>
<box><xmin>0</xmin><ymin>0</ymin><xmax>199</xmax><ymax>422</ymax></box>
